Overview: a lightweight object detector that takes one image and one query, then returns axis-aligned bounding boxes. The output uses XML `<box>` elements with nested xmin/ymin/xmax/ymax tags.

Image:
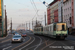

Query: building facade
<box><xmin>71</xmin><ymin>0</ymin><xmax>74</xmax><ymax>27</ymax></box>
<box><xmin>54</xmin><ymin>9</ymin><xmax>58</xmax><ymax>22</ymax></box>
<box><xmin>47</xmin><ymin>0</ymin><xmax>60</xmax><ymax>25</ymax></box>
<box><xmin>74</xmin><ymin>0</ymin><xmax>75</xmax><ymax>27</ymax></box>
<box><xmin>47</xmin><ymin>6</ymin><xmax>51</xmax><ymax>25</ymax></box>
<box><xmin>0</xmin><ymin>0</ymin><xmax>6</xmax><ymax>37</ymax></box>
<box><xmin>63</xmin><ymin>0</ymin><xmax>73</xmax><ymax>28</ymax></box>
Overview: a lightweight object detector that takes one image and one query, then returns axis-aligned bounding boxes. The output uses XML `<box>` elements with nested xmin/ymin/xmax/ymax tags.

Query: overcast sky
<box><xmin>4</xmin><ymin>0</ymin><xmax>53</xmax><ymax>29</ymax></box>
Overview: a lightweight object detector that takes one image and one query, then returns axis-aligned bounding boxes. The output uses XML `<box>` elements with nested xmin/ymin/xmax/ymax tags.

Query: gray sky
<box><xmin>4</xmin><ymin>0</ymin><xmax>53</xmax><ymax>29</ymax></box>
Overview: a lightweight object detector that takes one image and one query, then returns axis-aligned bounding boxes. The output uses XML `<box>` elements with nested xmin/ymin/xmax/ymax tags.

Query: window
<box><xmin>64</xmin><ymin>15</ymin><xmax>65</xmax><ymax>17</ymax></box>
<box><xmin>66</xmin><ymin>15</ymin><xmax>67</xmax><ymax>17</ymax></box>
<box><xmin>54</xmin><ymin>25</ymin><xmax>56</xmax><ymax>31</ymax></box>
<box><xmin>66</xmin><ymin>9</ymin><xmax>67</xmax><ymax>11</ymax></box>
<box><xmin>57</xmin><ymin>24</ymin><xmax>66</xmax><ymax>31</ymax></box>
<box><xmin>64</xmin><ymin>3</ymin><xmax>65</xmax><ymax>6</ymax></box>
<box><xmin>62</xmin><ymin>25</ymin><xmax>65</xmax><ymax>30</ymax></box>
<box><xmin>68</xmin><ymin>14</ymin><xmax>69</xmax><ymax>17</ymax></box>
<box><xmin>70</xmin><ymin>7</ymin><xmax>71</xmax><ymax>10</ymax></box>
<box><xmin>50</xmin><ymin>26</ymin><xmax>51</xmax><ymax>31</ymax></box>
<box><xmin>70</xmin><ymin>13</ymin><xmax>71</xmax><ymax>17</ymax></box>
<box><xmin>64</xmin><ymin>9</ymin><xmax>65</xmax><ymax>12</ymax></box>
<box><xmin>69</xmin><ymin>17</ymin><xmax>71</xmax><ymax>24</ymax></box>
<box><xmin>68</xmin><ymin>8</ymin><xmax>69</xmax><ymax>10</ymax></box>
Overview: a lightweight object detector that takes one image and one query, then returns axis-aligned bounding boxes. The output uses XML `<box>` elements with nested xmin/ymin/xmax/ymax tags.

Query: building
<box><xmin>47</xmin><ymin>0</ymin><xmax>60</xmax><ymax>25</ymax></box>
<box><xmin>0</xmin><ymin>0</ymin><xmax>6</xmax><ymax>37</ymax></box>
<box><xmin>63</xmin><ymin>0</ymin><xmax>74</xmax><ymax>29</ymax></box>
<box><xmin>74</xmin><ymin>0</ymin><xmax>75</xmax><ymax>27</ymax></box>
<box><xmin>47</xmin><ymin>5</ymin><xmax>51</xmax><ymax>25</ymax></box>
<box><xmin>63</xmin><ymin>0</ymin><xmax>72</xmax><ymax>28</ymax></box>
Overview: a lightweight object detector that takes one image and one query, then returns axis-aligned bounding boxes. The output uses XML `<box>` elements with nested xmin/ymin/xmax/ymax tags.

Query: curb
<box><xmin>0</xmin><ymin>33</ymin><xmax>9</xmax><ymax>40</ymax></box>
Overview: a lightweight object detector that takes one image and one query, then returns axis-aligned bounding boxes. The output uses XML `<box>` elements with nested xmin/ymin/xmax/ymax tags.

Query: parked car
<box><xmin>11</xmin><ymin>35</ymin><xmax>23</xmax><ymax>43</ymax></box>
<box><xmin>21</xmin><ymin>33</ymin><xmax>27</xmax><ymax>37</ymax></box>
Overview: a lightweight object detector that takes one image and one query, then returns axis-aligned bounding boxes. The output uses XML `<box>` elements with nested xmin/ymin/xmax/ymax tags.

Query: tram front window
<box><xmin>62</xmin><ymin>25</ymin><xmax>65</xmax><ymax>31</ymax></box>
<box><xmin>57</xmin><ymin>24</ymin><xmax>66</xmax><ymax>31</ymax></box>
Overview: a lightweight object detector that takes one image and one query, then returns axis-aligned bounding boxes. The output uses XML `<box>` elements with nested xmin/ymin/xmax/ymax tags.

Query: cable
<box><xmin>30</xmin><ymin>0</ymin><xmax>39</xmax><ymax>21</ymax></box>
<box><xmin>12</xmin><ymin>0</ymin><xmax>29</xmax><ymax>7</ymax></box>
<box><xmin>39</xmin><ymin>0</ymin><xmax>43</xmax><ymax>3</ymax></box>
<box><xmin>32</xmin><ymin>0</ymin><xmax>38</xmax><ymax>11</ymax></box>
<box><xmin>32</xmin><ymin>0</ymin><xmax>39</xmax><ymax>16</ymax></box>
<box><xmin>30</xmin><ymin>0</ymin><xmax>37</xmax><ymax>12</ymax></box>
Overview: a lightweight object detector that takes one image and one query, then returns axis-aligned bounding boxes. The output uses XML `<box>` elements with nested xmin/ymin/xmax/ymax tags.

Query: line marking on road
<box><xmin>2</xmin><ymin>46</ymin><xmax>12</xmax><ymax>50</ymax></box>
<box><xmin>26</xmin><ymin>45</ymin><xmax>37</xmax><ymax>50</ymax></box>
<box><xmin>1</xmin><ymin>38</ymin><xmax>11</xmax><ymax>43</ymax></box>
<box><xmin>34</xmin><ymin>36</ymin><xmax>42</xmax><ymax>50</ymax></box>
<box><xmin>12</xmin><ymin>36</ymin><xmax>31</xmax><ymax>50</ymax></box>
<box><xmin>42</xmin><ymin>37</ymin><xmax>48</xmax><ymax>46</ymax></box>
<box><xmin>41</xmin><ymin>41</ymin><xmax>56</xmax><ymax>50</ymax></box>
<box><xmin>60</xmin><ymin>41</ymin><xmax>74</xmax><ymax>50</ymax></box>
<box><xmin>1</xmin><ymin>43</ymin><xmax>11</xmax><ymax>48</ymax></box>
<box><xmin>26</xmin><ymin>39</ymin><xmax>49</xmax><ymax>50</ymax></box>
<box><xmin>19</xmin><ymin>36</ymin><xmax>35</xmax><ymax>50</ymax></box>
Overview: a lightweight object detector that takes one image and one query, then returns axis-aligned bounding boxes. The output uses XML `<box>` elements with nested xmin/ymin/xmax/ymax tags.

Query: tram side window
<box><xmin>37</xmin><ymin>28</ymin><xmax>38</xmax><ymax>31</ymax></box>
<box><xmin>48</xmin><ymin>27</ymin><xmax>49</xmax><ymax>31</ymax></box>
<box><xmin>51</xmin><ymin>26</ymin><xmax>52</xmax><ymax>31</ymax></box>
<box><xmin>44</xmin><ymin>27</ymin><xmax>45</xmax><ymax>31</ymax></box>
<box><xmin>41</xmin><ymin>27</ymin><xmax>43</xmax><ymax>31</ymax></box>
<box><xmin>40</xmin><ymin>28</ymin><xmax>41</xmax><ymax>31</ymax></box>
<box><xmin>52</xmin><ymin>26</ymin><xmax>53</xmax><ymax>31</ymax></box>
<box><xmin>45</xmin><ymin>27</ymin><xmax>47</xmax><ymax>31</ymax></box>
<box><xmin>47</xmin><ymin>27</ymin><xmax>48</xmax><ymax>31</ymax></box>
<box><xmin>49</xmin><ymin>26</ymin><xmax>50</xmax><ymax>31</ymax></box>
<box><xmin>50</xmin><ymin>26</ymin><xmax>51</xmax><ymax>31</ymax></box>
<box><xmin>54</xmin><ymin>25</ymin><xmax>56</xmax><ymax>31</ymax></box>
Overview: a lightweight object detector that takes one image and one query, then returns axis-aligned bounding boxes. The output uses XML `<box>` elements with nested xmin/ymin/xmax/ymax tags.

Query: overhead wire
<box><xmin>12</xmin><ymin>0</ymin><xmax>29</xmax><ymax>7</ymax></box>
<box><xmin>30</xmin><ymin>0</ymin><xmax>39</xmax><ymax>21</ymax></box>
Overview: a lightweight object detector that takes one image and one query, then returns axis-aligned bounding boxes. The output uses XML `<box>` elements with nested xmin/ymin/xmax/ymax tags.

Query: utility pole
<box><xmin>32</xmin><ymin>18</ymin><xmax>34</xmax><ymax>30</ymax></box>
<box><xmin>45</xmin><ymin>12</ymin><xmax>46</xmax><ymax>26</ymax></box>
<box><xmin>11</xmin><ymin>18</ymin><xmax>12</xmax><ymax>34</ymax></box>
<box><xmin>5</xmin><ymin>5</ymin><xmax>7</xmax><ymax>35</ymax></box>
<box><xmin>25</xmin><ymin>25</ymin><xmax>26</xmax><ymax>30</ymax></box>
<box><xmin>26</xmin><ymin>22</ymin><xmax>27</xmax><ymax>30</ymax></box>
<box><xmin>61</xmin><ymin>0</ymin><xmax>63</xmax><ymax>22</ymax></box>
<box><xmin>29</xmin><ymin>22</ymin><xmax>30</xmax><ymax>30</ymax></box>
<box><xmin>36</xmin><ymin>17</ymin><xmax>37</xmax><ymax>25</ymax></box>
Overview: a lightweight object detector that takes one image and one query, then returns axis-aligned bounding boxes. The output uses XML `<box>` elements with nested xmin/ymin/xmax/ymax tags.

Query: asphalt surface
<box><xmin>0</xmin><ymin>31</ymin><xmax>75</xmax><ymax>50</ymax></box>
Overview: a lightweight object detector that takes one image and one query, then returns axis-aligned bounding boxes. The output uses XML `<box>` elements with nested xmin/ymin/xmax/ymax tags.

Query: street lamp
<box><xmin>43</xmin><ymin>1</ymin><xmax>48</xmax><ymax>7</ymax></box>
<box><xmin>43</xmin><ymin>1</ymin><xmax>49</xmax><ymax>26</ymax></box>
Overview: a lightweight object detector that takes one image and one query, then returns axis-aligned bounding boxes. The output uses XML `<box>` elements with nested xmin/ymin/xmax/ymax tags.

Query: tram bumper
<box><xmin>56</xmin><ymin>34</ymin><xmax>67</xmax><ymax>37</ymax></box>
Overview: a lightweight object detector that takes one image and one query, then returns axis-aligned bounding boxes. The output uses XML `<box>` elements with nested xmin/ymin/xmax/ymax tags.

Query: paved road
<box><xmin>0</xmin><ymin>31</ymin><xmax>75</xmax><ymax>50</ymax></box>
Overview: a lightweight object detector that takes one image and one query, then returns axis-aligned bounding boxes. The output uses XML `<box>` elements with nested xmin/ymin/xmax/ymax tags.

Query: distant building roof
<box><xmin>49</xmin><ymin>0</ymin><xmax>60</xmax><ymax>6</ymax></box>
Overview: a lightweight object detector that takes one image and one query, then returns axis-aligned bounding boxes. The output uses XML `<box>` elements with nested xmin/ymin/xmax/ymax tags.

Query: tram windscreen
<box><xmin>62</xmin><ymin>25</ymin><xmax>65</xmax><ymax>30</ymax></box>
<box><xmin>57</xmin><ymin>23</ymin><xmax>66</xmax><ymax>31</ymax></box>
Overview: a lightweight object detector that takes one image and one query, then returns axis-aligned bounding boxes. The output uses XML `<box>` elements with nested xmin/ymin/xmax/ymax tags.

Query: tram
<box><xmin>34</xmin><ymin>23</ymin><xmax>68</xmax><ymax>39</ymax></box>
